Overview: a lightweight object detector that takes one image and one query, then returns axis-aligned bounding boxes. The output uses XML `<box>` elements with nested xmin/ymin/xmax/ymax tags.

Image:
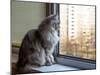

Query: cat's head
<box><xmin>39</xmin><ymin>14</ymin><xmax>60</xmax><ymax>31</ymax></box>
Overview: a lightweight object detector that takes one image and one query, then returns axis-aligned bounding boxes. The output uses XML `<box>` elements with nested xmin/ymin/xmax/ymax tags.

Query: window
<box><xmin>11</xmin><ymin>2</ymin><xmax>96</xmax><ymax>74</ymax></box>
<box><xmin>59</xmin><ymin>4</ymin><xmax>96</xmax><ymax>60</ymax></box>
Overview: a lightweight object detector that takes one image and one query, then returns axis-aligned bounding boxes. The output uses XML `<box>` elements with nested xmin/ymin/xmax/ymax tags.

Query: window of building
<box><xmin>59</xmin><ymin>4</ymin><xmax>96</xmax><ymax>60</ymax></box>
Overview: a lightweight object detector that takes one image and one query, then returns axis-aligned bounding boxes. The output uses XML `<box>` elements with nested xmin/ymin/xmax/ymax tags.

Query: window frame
<box><xmin>45</xmin><ymin>3</ymin><xmax>96</xmax><ymax>70</ymax></box>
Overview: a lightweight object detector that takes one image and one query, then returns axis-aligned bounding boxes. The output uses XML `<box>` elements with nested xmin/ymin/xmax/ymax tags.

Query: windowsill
<box><xmin>31</xmin><ymin>64</ymin><xmax>79</xmax><ymax>73</ymax></box>
<box><xmin>56</xmin><ymin>56</ymin><xmax>96</xmax><ymax>70</ymax></box>
<box><xmin>30</xmin><ymin>56</ymin><xmax>96</xmax><ymax>73</ymax></box>
<box><xmin>12</xmin><ymin>47</ymin><xmax>96</xmax><ymax>73</ymax></box>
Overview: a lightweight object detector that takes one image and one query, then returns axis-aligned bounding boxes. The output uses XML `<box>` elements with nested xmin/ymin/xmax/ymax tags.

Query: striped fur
<box><xmin>16</xmin><ymin>14</ymin><xmax>59</xmax><ymax>74</ymax></box>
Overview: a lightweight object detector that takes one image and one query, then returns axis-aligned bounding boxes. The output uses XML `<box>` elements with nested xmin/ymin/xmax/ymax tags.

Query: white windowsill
<box><xmin>32</xmin><ymin>64</ymin><xmax>79</xmax><ymax>72</ymax></box>
<box><xmin>12</xmin><ymin>47</ymin><xmax>95</xmax><ymax>73</ymax></box>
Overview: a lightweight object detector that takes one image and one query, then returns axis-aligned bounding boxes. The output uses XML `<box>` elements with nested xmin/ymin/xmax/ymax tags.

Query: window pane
<box><xmin>59</xmin><ymin>4</ymin><xmax>96</xmax><ymax>60</ymax></box>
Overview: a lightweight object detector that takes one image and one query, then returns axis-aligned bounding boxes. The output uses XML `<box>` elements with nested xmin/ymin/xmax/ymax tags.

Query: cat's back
<box><xmin>17</xmin><ymin>29</ymin><xmax>42</xmax><ymax>68</ymax></box>
<box><xmin>26</xmin><ymin>29</ymin><xmax>42</xmax><ymax>41</ymax></box>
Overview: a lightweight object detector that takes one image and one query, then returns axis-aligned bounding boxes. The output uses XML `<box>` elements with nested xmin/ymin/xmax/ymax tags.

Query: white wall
<box><xmin>11</xmin><ymin>1</ymin><xmax>46</xmax><ymax>43</ymax></box>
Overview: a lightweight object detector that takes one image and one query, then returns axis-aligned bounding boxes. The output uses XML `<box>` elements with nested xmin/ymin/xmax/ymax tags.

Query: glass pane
<box><xmin>59</xmin><ymin>4</ymin><xmax>96</xmax><ymax>60</ymax></box>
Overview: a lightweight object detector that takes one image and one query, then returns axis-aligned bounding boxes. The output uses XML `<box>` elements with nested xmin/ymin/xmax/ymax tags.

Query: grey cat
<box><xmin>16</xmin><ymin>14</ymin><xmax>60</xmax><ymax>74</ymax></box>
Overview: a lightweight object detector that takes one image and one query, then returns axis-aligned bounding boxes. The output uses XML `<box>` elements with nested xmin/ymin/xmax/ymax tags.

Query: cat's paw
<box><xmin>45</xmin><ymin>61</ymin><xmax>52</xmax><ymax>66</ymax></box>
<box><xmin>52</xmin><ymin>60</ymin><xmax>56</xmax><ymax>64</ymax></box>
<box><xmin>50</xmin><ymin>55</ymin><xmax>56</xmax><ymax>64</ymax></box>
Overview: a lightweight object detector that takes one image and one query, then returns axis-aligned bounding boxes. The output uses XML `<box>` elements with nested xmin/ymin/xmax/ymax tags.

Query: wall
<box><xmin>11</xmin><ymin>1</ymin><xmax>46</xmax><ymax>43</ymax></box>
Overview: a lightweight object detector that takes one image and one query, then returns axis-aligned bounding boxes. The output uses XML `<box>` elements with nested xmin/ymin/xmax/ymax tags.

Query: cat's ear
<box><xmin>51</xmin><ymin>14</ymin><xmax>59</xmax><ymax>21</ymax></box>
<box><xmin>41</xmin><ymin>18</ymin><xmax>50</xmax><ymax>25</ymax></box>
<box><xmin>51</xmin><ymin>14</ymin><xmax>60</xmax><ymax>24</ymax></box>
<box><xmin>46</xmin><ymin>14</ymin><xmax>56</xmax><ymax>20</ymax></box>
<box><xmin>51</xmin><ymin>14</ymin><xmax>57</xmax><ymax>19</ymax></box>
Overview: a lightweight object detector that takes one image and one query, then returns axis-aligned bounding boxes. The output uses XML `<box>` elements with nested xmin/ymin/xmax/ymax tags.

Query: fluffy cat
<box><xmin>16</xmin><ymin>14</ymin><xmax>60</xmax><ymax>74</ymax></box>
